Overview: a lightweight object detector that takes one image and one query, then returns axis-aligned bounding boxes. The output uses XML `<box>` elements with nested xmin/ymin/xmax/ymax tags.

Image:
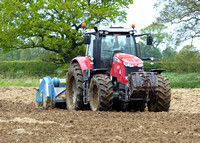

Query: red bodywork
<box><xmin>73</xmin><ymin>53</ymin><xmax>143</xmax><ymax>84</ymax></box>
<box><xmin>110</xmin><ymin>53</ymin><xmax>143</xmax><ymax>83</ymax></box>
<box><xmin>72</xmin><ymin>56</ymin><xmax>92</xmax><ymax>73</ymax></box>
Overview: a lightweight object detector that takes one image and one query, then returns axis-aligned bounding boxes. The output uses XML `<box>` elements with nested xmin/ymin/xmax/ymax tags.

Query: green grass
<box><xmin>0</xmin><ymin>75</ymin><xmax>66</xmax><ymax>87</ymax></box>
<box><xmin>0</xmin><ymin>76</ymin><xmax>40</xmax><ymax>87</ymax></box>
<box><xmin>0</xmin><ymin>73</ymin><xmax>199</xmax><ymax>88</ymax></box>
<box><xmin>163</xmin><ymin>72</ymin><xmax>200</xmax><ymax>88</ymax></box>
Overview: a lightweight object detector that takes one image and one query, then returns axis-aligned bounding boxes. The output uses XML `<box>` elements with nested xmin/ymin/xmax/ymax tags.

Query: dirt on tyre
<box><xmin>66</xmin><ymin>63</ymin><xmax>84</xmax><ymax>110</ymax></box>
<box><xmin>89</xmin><ymin>74</ymin><xmax>113</xmax><ymax>111</ymax></box>
<box><xmin>147</xmin><ymin>74</ymin><xmax>171</xmax><ymax>112</ymax></box>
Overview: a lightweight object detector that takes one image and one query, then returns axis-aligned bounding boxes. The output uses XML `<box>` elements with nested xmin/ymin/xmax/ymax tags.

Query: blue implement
<box><xmin>35</xmin><ymin>76</ymin><xmax>66</xmax><ymax>109</ymax></box>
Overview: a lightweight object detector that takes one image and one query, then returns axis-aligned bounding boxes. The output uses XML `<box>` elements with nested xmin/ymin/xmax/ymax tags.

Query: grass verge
<box><xmin>163</xmin><ymin>72</ymin><xmax>200</xmax><ymax>88</ymax></box>
<box><xmin>0</xmin><ymin>76</ymin><xmax>40</xmax><ymax>87</ymax></box>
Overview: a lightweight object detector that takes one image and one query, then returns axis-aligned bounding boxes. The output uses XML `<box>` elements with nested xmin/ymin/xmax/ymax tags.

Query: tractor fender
<box><xmin>71</xmin><ymin>56</ymin><xmax>93</xmax><ymax>73</ymax></box>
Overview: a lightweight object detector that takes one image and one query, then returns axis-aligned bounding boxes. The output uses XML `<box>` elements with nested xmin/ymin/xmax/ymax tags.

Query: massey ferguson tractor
<box><xmin>35</xmin><ymin>24</ymin><xmax>171</xmax><ymax>112</ymax></box>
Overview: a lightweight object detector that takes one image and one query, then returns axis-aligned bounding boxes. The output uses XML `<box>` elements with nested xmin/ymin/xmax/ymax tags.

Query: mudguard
<box><xmin>72</xmin><ymin>56</ymin><xmax>92</xmax><ymax>73</ymax></box>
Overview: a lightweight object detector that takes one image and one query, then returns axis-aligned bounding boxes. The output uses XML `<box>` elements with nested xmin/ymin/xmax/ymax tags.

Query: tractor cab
<box><xmin>84</xmin><ymin>26</ymin><xmax>153</xmax><ymax>75</ymax></box>
<box><xmin>85</xmin><ymin>26</ymin><xmax>137</xmax><ymax>70</ymax></box>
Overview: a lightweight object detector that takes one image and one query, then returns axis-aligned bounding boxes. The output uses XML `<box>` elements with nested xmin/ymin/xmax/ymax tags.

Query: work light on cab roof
<box><xmin>131</xmin><ymin>24</ymin><xmax>135</xmax><ymax>29</ymax></box>
<box><xmin>82</xmin><ymin>23</ymin><xmax>86</xmax><ymax>28</ymax></box>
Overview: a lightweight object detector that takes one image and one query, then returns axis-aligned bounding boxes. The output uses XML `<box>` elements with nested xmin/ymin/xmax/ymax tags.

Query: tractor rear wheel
<box><xmin>89</xmin><ymin>74</ymin><xmax>113</xmax><ymax>111</ymax></box>
<box><xmin>66</xmin><ymin>63</ymin><xmax>84</xmax><ymax>110</ymax></box>
<box><xmin>147</xmin><ymin>74</ymin><xmax>171</xmax><ymax>112</ymax></box>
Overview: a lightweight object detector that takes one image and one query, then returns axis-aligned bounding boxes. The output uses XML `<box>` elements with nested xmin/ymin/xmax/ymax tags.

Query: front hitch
<box><xmin>128</xmin><ymin>72</ymin><xmax>158</xmax><ymax>100</ymax></box>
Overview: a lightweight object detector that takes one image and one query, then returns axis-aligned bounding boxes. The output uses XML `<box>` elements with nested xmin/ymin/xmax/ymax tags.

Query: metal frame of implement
<box><xmin>35</xmin><ymin>76</ymin><xmax>66</xmax><ymax>109</ymax></box>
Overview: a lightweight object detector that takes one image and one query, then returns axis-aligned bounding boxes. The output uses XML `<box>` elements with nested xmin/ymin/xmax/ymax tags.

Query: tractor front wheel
<box><xmin>66</xmin><ymin>63</ymin><xmax>84</xmax><ymax>110</ymax></box>
<box><xmin>147</xmin><ymin>74</ymin><xmax>171</xmax><ymax>112</ymax></box>
<box><xmin>89</xmin><ymin>74</ymin><xmax>113</xmax><ymax>111</ymax></box>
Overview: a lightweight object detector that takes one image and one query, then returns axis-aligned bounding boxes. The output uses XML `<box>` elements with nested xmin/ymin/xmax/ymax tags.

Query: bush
<box><xmin>1</xmin><ymin>60</ymin><xmax>199</xmax><ymax>79</ymax></box>
<box><xmin>54</xmin><ymin>63</ymin><xmax>70</xmax><ymax>77</ymax></box>
<box><xmin>144</xmin><ymin>61</ymin><xmax>200</xmax><ymax>73</ymax></box>
<box><xmin>174</xmin><ymin>45</ymin><xmax>200</xmax><ymax>72</ymax></box>
<box><xmin>161</xmin><ymin>62</ymin><xmax>200</xmax><ymax>73</ymax></box>
<box><xmin>0</xmin><ymin>61</ymin><xmax>64</xmax><ymax>77</ymax></box>
<box><xmin>143</xmin><ymin>61</ymin><xmax>163</xmax><ymax>71</ymax></box>
<box><xmin>160</xmin><ymin>59</ymin><xmax>177</xmax><ymax>72</ymax></box>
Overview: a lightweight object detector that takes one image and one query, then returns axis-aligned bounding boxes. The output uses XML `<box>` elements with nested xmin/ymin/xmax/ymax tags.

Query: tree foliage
<box><xmin>0</xmin><ymin>48</ymin><xmax>54</xmax><ymax>61</ymax></box>
<box><xmin>138</xmin><ymin>23</ymin><xmax>173</xmax><ymax>60</ymax></box>
<box><xmin>140</xmin><ymin>23</ymin><xmax>172</xmax><ymax>49</ymax></box>
<box><xmin>0</xmin><ymin>49</ymin><xmax>21</xmax><ymax>61</ymax></box>
<box><xmin>155</xmin><ymin>0</ymin><xmax>200</xmax><ymax>44</ymax></box>
<box><xmin>0</xmin><ymin>0</ymin><xmax>133</xmax><ymax>64</ymax></box>
<box><xmin>138</xmin><ymin>41</ymin><xmax>162</xmax><ymax>60</ymax></box>
<box><xmin>174</xmin><ymin>45</ymin><xmax>200</xmax><ymax>72</ymax></box>
<box><xmin>162</xmin><ymin>47</ymin><xmax>177</xmax><ymax>61</ymax></box>
<box><xmin>161</xmin><ymin>47</ymin><xmax>177</xmax><ymax>71</ymax></box>
<box><xmin>20</xmin><ymin>48</ymin><xmax>55</xmax><ymax>61</ymax></box>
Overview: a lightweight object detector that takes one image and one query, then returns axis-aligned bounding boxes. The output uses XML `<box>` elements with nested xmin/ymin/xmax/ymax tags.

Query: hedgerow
<box><xmin>0</xmin><ymin>61</ymin><xmax>61</xmax><ymax>77</ymax></box>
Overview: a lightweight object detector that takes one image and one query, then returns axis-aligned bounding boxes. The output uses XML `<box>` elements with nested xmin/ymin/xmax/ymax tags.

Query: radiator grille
<box><xmin>125</xmin><ymin>66</ymin><xmax>142</xmax><ymax>76</ymax></box>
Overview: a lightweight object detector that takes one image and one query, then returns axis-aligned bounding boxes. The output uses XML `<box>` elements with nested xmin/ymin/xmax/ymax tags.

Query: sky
<box><xmin>118</xmin><ymin>0</ymin><xmax>158</xmax><ymax>32</ymax></box>
<box><xmin>117</xmin><ymin>0</ymin><xmax>199</xmax><ymax>50</ymax></box>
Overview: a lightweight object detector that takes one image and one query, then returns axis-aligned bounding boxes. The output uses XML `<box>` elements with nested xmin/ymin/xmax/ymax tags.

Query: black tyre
<box><xmin>66</xmin><ymin>63</ymin><xmax>84</xmax><ymax>110</ymax></box>
<box><xmin>147</xmin><ymin>74</ymin><xmax>171</xmax><ymax>112</ymax></box>
<box><xmin>89</xmin><ymin>74</ymin><xmax>113</xmax><ymax>111</ymax></box>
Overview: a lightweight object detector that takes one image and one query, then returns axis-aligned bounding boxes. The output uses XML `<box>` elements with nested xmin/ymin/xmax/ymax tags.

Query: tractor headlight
<box><xmin>138</xmin><ymin>64</ymin><xmax>143</xmax><ymax>67</ymax></box>
<box><xmin>124</xmin><ymin>62</ymin><xmax>134</xmax><ymax>67</ymax></box>
<box><xmin>89</xmin><ymin>57</ymin><xmax>94</xmax><ymax>65</ymax></box>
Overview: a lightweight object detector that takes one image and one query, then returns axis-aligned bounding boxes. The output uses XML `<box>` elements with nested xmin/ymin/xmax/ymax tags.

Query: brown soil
<box><xmin>0</xmin><ymin>87</ymin><xmax>200</xmax><ymax>143</ymax></box>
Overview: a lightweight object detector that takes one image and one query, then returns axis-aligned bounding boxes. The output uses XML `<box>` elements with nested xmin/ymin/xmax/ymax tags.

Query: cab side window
<box><xmin>87</xmin><ymin>35</ymin><xmax>95</xmax><ymax>57</ymax></box>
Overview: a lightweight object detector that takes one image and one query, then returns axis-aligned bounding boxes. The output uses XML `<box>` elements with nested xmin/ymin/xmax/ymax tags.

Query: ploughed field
<box><xmin>0</xmin><ymin>87</ymin><xmax>199</xmax><ymax>143</ymax></box>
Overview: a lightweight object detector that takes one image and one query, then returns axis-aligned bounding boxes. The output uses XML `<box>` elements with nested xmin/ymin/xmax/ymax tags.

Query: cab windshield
<box><xmin>100</xmin><ymin>34</ymin><xmax>136</xmax><ymax>69</ymax></box>
<box><xmin>101</xmin><ymin>34</ymin><xmax>136</xmax><ymax>56</ymax></box>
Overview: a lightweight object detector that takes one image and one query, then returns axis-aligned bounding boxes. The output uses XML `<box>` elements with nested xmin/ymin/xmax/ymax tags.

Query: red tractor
<box><xmin>65</xmin><ymin>24</ymin><xmax>171</xmax><ymax>112</ymax></box>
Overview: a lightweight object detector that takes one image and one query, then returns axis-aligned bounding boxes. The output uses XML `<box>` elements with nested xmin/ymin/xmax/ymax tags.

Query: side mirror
<box><xmin>84</xmin><ymin>35</ymin><xmax>91</xmax><ymax>44</ymax></box>
<box><xmin>147</xmin><ymin>35</ymin><xmax>153</xmax><ymax>45</ymax></box>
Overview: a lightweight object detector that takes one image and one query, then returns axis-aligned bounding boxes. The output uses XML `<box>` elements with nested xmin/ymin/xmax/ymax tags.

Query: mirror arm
<box><xmin>135</xmin><ymin>33</ymin><xmax>150</xmax><ymax>37</ymax></box>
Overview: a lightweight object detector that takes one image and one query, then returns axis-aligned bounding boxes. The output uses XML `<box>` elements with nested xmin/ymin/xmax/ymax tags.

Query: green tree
<box><xmin>20</xmin><ymin>48</ymin><xmax>56</xmax><ymax>61</ymax></box>
<box><xmin>161</xmin><ymin>47</ymin><xmax>177</xmax><ymax>72</ymax></box>
<box><xmin>155</xmin><ymin>0</ymin><xmax>200</xmax><ymax>44</ymax></box>
<box><xmin>0</xmin><ymin>49</ymin><xmax>21</xmax><ymax>61</ymax></box>
<box><xmin>0</xmin><ymin>0</ymin><xmax>133</xmax><ymax>64</ymax></box>
<box><xmin>138</xmin><ymin>41</ymin><xmax>162</xmax><ymax>60</ymax></box>
<box><xmin>162</xmin><ymin>47</ymin><xmax>177</xmax><ymax>61</ymax></box>
<box><xmin>140</xmin><ymin>23</ymin><xmax>172</xmax><ymax>49</ymax></box>
<box><xmin>175</xmin><ymin>45</ymin><xmax>200</xmax><ymax>72</ymax></box>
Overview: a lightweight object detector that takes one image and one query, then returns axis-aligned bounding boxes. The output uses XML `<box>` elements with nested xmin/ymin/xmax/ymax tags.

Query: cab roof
<box><xmin>85</xmin><ymin>26</ymin><xmax>134</xmax><ymax>34</ymax></box>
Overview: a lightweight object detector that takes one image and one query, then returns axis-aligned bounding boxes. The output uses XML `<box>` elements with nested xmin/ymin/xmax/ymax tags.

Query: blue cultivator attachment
<box><xmin>35</xmin><ymin>76</ymin><xmax>66</xmax><ymax>109</ymax></box>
